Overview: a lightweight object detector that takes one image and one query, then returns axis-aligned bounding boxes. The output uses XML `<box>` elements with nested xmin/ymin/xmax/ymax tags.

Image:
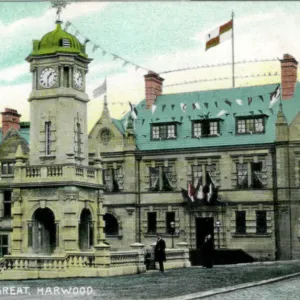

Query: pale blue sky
<box><xmin>0</xmin><ymin>1</ymin><xmax>300</xmax><ymax>129</ymax></box>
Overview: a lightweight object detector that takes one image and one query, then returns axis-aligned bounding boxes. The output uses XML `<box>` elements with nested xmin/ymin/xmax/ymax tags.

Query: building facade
<box><xmin>0</xmin><ymin>19</ymin><xmax>299</xmax><ymax>263</ymax></box>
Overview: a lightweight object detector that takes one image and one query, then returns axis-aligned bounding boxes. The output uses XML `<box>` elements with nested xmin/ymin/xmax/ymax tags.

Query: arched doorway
<box><xmin>79</xmin><ymin>209</ymin><xmax>93</xmax><ymax>250</ymax></box>
<box><xmin>103</xmin><ymin>213</ymin><xmax>119</xmax><ymax>235</ymax></box>
<box><xmin>31</xmin><ymin>208</ymin><xmax>56</xmax><ymax>254</ymax></box>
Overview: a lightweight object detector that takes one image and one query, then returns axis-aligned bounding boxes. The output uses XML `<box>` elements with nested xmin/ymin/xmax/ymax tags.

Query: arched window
<box><xmin>103</xmin><ymin>213</ymin><xmax>119</xmax><ymax>235</ymax></box>
<box><xmin>100</xmin><ymin>129</ymin><xmax>112</xmax><ymax>143</ymax></box>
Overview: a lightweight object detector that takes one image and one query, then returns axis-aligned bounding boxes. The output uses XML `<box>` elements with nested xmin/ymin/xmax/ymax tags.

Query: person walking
<box><xmin>154</xmin><ymin>235</ymin><xmax>166</xmax><ymax>273</ymax></box>
<box><xmin>202</xmin><ymin>234</ymin><xmax>214</xmax><ymax>268</ymax></box>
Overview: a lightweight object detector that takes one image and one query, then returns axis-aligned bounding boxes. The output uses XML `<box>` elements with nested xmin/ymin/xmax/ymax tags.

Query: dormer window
<box><xmin>151</xmin><ymin>123</ymin><xmax>177</xmax><ymax>140</ymax></box>
<box><xmin>60</xmin><ymin>38</ymin><xmax>71</xmax><ymax>48</ymax></box>
<box><xmin>192</xmin><ymin>119</ymin><xmax>220</xmax><ymax>137</ymax></box>
<box><xmin>236</xmin><ymin>116</ymin><xmax>265</xmax><ymax>134</ymax></box>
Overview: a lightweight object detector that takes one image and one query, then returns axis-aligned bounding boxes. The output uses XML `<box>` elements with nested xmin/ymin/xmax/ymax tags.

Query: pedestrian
<box><xmin>202</xmin><ymin>234</ymin><xmax>214</xmax><ymax>268</ymax></box>
<box><xmin>154</xmin><ymin>234</ymin><xmax>166</xmax><ymax>273</ymax></box>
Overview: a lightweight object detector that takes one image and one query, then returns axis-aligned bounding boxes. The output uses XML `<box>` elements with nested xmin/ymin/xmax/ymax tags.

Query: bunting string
<box><xmin>65</xmin><ymin>21</ymin><xmax>154</xmax><ymax>73</ymax></box>
<box><xmin>160</xmin><ymin>58</ymin><xmax>279</xmax><ymax>75</ymax></box>
<box><xmin>164</xmin><ymin>72</ymin><xmax>279</xmax><ymax>88</ymax></box>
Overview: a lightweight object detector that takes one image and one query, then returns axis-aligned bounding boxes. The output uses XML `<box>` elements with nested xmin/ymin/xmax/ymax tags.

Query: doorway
<box><xmin>196</xmin><ymin>217</ymin><xmax>214</xmax><ymax>249</ymax></box>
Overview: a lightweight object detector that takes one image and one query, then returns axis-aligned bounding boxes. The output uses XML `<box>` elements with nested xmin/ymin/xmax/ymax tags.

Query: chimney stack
<box><xmin>280</xmin><ymin>54</ymin><xmax>298</xmax><ymax>100</ymax></box>
<box><xmin>1</xmin><ymin>108</ymin><xmax>21</xmax><ymax>137</ymax></box>
<box><xmin>144</xmin><ymin>71</ymin><xmax>164</xmax><ymax>109</ymax></box>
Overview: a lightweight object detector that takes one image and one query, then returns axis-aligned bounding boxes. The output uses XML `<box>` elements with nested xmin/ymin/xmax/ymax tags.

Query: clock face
<box><xmin>73</xmin><ymin>69</ymin><xmax>83</xmax><ymax>90</ymax></box>
<box><xmin>39</xmin><ymin>67</ymin><xmax>57</xmax><ymax>88</ymax></box>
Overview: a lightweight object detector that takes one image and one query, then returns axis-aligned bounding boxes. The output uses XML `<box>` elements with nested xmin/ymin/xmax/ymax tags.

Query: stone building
<box><xmin>0</xmin><ymin>17</ymin><xmax>299</xmax><ymax>263</ymax></box>
<box><xmin>89</xmin><ymin>54</ymin><xmax>300</xmax><ymax>261</ymax></box>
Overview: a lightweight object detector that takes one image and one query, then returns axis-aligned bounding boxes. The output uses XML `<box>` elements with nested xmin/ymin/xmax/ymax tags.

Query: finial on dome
<box><xmin>51</xmin><ymin>0</ymin><xmax>68</xmax><ymax>24</ymax></box>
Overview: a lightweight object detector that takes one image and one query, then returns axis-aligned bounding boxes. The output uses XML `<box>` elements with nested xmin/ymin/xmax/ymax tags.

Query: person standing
<box><xmin>154</xmin><ymin>235</ymin><xmax>166</xmax><ymax>273</ymax></box>
<box><xmin>202</xmin><ymin>234</ymin><xmax>214</xmax><ymax>268</ymax></box>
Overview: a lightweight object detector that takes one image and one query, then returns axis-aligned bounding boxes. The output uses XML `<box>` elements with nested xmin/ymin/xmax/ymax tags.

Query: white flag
<box><xmin>93</xmin><ymin>78</ymin><xmax>107</xmax><ymax>98</ymax></box>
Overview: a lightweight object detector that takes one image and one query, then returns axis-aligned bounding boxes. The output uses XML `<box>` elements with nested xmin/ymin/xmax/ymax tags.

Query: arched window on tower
<box><xmin>103</xmin><ymin>213</ymin><xmax>119</xmax><ymax>236</ymax></box>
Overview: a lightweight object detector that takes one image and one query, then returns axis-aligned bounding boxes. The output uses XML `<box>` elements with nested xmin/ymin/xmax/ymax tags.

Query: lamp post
<box><xmin>170</xmin><ymin>221</ymin><xmax>175</xmax><ymax>248</ymax></box>
<box><xmin>215</xmin><ymin>220</ymin><xmax>221</xmax><ymax>249</ymax></box>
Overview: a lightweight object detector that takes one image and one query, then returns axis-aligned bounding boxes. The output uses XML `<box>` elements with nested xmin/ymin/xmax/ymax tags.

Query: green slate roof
<box><xmin>30</xmin><ymin>22</ymin><xmax>87</xmax><ymax>58</ymax></box>
<box><xmin>120</xmin><ymin>82</ymin><xmax>300</xmax><ymax>151</ymax></box>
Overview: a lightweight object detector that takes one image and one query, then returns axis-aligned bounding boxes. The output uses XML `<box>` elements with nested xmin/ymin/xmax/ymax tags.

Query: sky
<box><xmin>0</xmin><ymin>1</ymin><xmax>300</xmax><ymax>131</ymax></box>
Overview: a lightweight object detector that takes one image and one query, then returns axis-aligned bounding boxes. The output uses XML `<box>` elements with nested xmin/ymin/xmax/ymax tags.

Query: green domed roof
<box><xmin>31</xmin><ymin>22</ymin><xmax>87</xmax><ymax>58</ymax></box>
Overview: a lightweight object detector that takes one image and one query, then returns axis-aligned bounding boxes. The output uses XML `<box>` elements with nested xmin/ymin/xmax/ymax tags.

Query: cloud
<box><xmin>0</xmin><ymin>63</ymin><xmax>28</xmax><ymax>83</ymax></box>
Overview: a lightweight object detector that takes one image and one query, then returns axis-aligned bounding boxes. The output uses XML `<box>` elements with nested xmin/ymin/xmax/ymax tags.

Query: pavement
<box><xmin>0</xmin><ymin>261</ymin><xmax>300</xmax><ymax>299</ymax></box>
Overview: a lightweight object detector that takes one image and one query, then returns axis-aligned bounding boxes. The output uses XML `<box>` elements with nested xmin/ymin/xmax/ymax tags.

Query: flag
<box><xmin>259</xmin><ymin>95</ymin><xmax>264</xmax><ymax>102</ymax></box>
<box><xmin>181</xmin><ymin>188</ymin><xmax>190</xmax><ymax>203</ymax></box>
<box><xmin>93</xmin><ymin>78</ymin><xmax>107</xmax><ymax>98</ymax></box>
<box><xmin>196</xmin><ymin>185</ymin><xmax>204</xmax><ymax>200</ymax></box>
<box><xmin>204</xmin><ymin>103</ymin><xmax>208</xmax><ymax>109</ymax></box>
<box><xmin>162</xmin><ymin>104</ymin><xmax>166</xmax><ymax>112</ymax></box>
<box><xmin>129</xmin><ymin>102</ymin><xmax>138</xmax><ymax>119</ymax></box>
<box><xmin>192</xmin><ymin>103</ymin><xmax>201</xmax><ymax>110</ymax></box>
<box><xmin>205</xmin><ymin>19</ymin><xmax>233</xmax><ymax>51</ymax></box>
<box><xmin>225</xmin><ymin>99</ymin><xmax>232</xmax><ymax>107</ymax></box>
<box><xmin>215</xmin><ymin>102</ymin><xmax>218</xmax><ymax>108</ymax></box>
<box><xmin>217</xmin><ymin>110</ymin><xmax>227</xmax><ymax>117</ymax></box>
<box><xmin>188</xmin><ymin>183</ymin><xmax>196</xmax><ymax>202</ymax></box>
<box><xmin>236</xmin><ymin>99</ymin><xmax>243</xmax><ymax>105</ymax></box>
<box><xmin>64</xmin><ymin>21</ymin><xmax>71</xmax><ymax>31</ymax></box>
<box><xmin>248</xmin><ymin>97</ymin><xmax>252</xmax><ymax>105</ymax></box>
<box><xmin>151</xmin><ymin>104</ymin><xmax>157</xmax><ymax>114</ymax></box>
<box><xmin>171</xmin><ymin>104</ymin><xmax>175</xmax><ymax>110</ymax></box>
<box><xmin>142</xmin><ymin>119</ymin><xmax>145</xmax><ymax>126</ymax></box>
<box><xmin>270</xmin><ymin>85</ymin><xmax>280</xmax><ymax>107</ymax></box>
<box><xmin>180</xmin><ymin>103</ymin><xmax>187</xmax><ymax>112</ymax></box>
<box><xmin>84</xmin><ymin>38</ymin><xmax>90</xmax><ymax>44</ymax></box>
<box><xmin>92</xmin><ymin>44</ymin><xmax>100</xmax><ymax>53</ymax></box>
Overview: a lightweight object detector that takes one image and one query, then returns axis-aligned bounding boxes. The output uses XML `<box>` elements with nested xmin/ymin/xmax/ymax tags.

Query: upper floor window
<box><xmin>152</xmin><ymin>123</ymin><xmax>177</xmax><ymax>140</ymax></box>
<box><xmin>100</xmin><ymin>129</ymin><xmax>112</xmax><ymax>143</ymax></box>
<box><xmin>102</xmin><ymin>163</ymin><xmax>124</xmax><ymax>192</ymax></box>
<box><xmin>0</xmin><ymin>235</ymin><xmax>8</xmax><ymax>257</ymax></box>
<box><xmin>192</xmin><ymin>120</ymin><xmax>220</xmax><ymax>137</ymax></box>
<box><xmin>1</xmin><ymin>162</ymin><xmax>14</xmax><ymax>176</ymax></box>
<box><xmin>237</xmin><ymin>162</ymin><xmax>263</xmax><ymax>189</ymax></box>
<box><xmin>3</xmin><ymin>191</ymin><xmax>11</xmax><ymax>218</ymax></box>
<box><xmin>45</xmin><ymin>121</ymin><xmax>51</xmax><ymax>156</ymax></box>
<box><xmin>236</xmin><ymin>117</ymin><xmax>265</xmax><ymax>134</ymax></box>
<box><xmin>191</xmin><ymin>164</ymin><xmax>217</xmax><ymax>187</ymax></box>
<box><xmin>149</xmin><ymin>166</ymin><xmax>175</xmax><ymax>192</ymax></box>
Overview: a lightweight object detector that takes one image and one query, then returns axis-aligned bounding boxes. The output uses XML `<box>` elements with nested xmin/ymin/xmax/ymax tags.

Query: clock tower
<box><xmin>26</xmin><ymin>20</ymin><xmax>92</xmax><ymax>165</ymax></box>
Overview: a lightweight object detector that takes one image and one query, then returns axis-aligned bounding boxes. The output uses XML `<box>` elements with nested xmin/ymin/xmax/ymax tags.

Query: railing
<box><xmin>0</xmin><ymin>252</ymin><xmax>95</xmax><ymax>271</ymax></box>
<box><xmin>16</xmin><ymin>164</ymin><xmax>101</xmax><ymax>185</ymax></box>
<box><xmin>110</xmin><ymin>251</ymin><xmax>140</xmax><ymax>267</ymax></box>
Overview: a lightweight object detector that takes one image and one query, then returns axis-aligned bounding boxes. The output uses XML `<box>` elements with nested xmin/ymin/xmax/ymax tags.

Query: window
<box><xmin>1</xmin><ymin>162</ymin><xmax>14</xmax><ymax>175</ymax></box>
<box><xmin>100</xmin><ymin>129</ymin><xmax>112</xmax><ymax>143</ymax></box>
<box><xmin>103</xmin><ymin>213</ymin><xmax>119</xmax><ymax>235</ymax></box>
<box><xmin>236</xmin><ymin>162</ymin><xmax>264</xmax><ymax>189</ymax></box>
<box><xmin>45</xmin><ymin>121</ymin><xmax>51</xmax><ymax>156</ymax></box>
<box><xmin>76</xmin><ymin>123</ymin><xmax>81</xmax><ymax>156</ymax></box>
<box><xmin>149</xmin><ymin>166</ymin><xmax>175</xmax><ymax>191</ymax></box>
<box><xmin>151</xmin><ymin>123</ymin><xmax>177</xmax><ymax>140</ymax></box>
<box><xmin>191</xmin><ymin>164</ymin><xmax>217</xmax><ymax>187</ymax></box>
<box><xmin>60</xmin><ymin>38</ymin><xmax>71</xmax><ymax>48</ymax></box>
<box><xmin>192</xmin><ymin>120</ymin><xmax>220</xmax><ymax>137</ymax></box>
<box><xmin>103</xmin><ymin>168</ymin><xmax>122</xmax><ymax>192</ymax></box>
<box><xmin>0</xmin><ymin>235</ymin><xmax>8</xmax><ymax>257</ymax></box>
<box><xmin>236</xmin><ymin>117</ymin><xmax>265</xmax><ymax>134</ymax></box>
<box><xmin>166</xmin><ymin>212</ymin><xmax>175</xmax><ymax>234</ymax></box>
<box><xmin>236</xmin><ymin>211</ymin><xmax>246</xmax><ymax>234</ymax></box>
<box><xmin>256</xmin><ymin>211</ymin><xmax>267</xmax><ymax>234</ymax></box>
<box><xmin>63</xmin><ymin>67</ymin><xmax>69</xmax><ymax>87</ymax></box>
<box><xmin>4</xmin><ymin>191</ymin><xmax>11</xmax><ymax>218</ymax></box>
<box><xmin>147</xmin><ymin>212</ymin><xmax>157</xmax><ymax>234</ymax></box>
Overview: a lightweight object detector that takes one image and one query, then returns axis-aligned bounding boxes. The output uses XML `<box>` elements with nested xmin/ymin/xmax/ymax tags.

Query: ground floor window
<box><xmin>256</xmin><ymin>210</ymin><xmax>267</xmax><ymax>234</ymax></box>
<box><xmin>235</xmin><ymin>211</ymin><xmax>246</xmax><ymax>234</ymax></box>
<box><xmin>147</xmin><ymin>212</ymin><xmax>157</xmax><ymax>234</ymax></box>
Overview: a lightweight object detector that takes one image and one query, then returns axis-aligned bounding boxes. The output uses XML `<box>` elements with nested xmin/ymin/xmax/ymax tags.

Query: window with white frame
<box><xmin>191</xmin><ymin>164</ymin><xmax>217</xmax><ymax>187</ymax></box>
<box><xmin>192</xmin><ymin>120</ymin><xmax>220</xmax><ymax>137</ymax></box>
<box><xmin>151</xmin><ymin>123</ymin><xmax>177</xmax><ymax>140</ymax></box>
<box><xmin>236</xmin><ymin>117</ymin><xmax>265</xmax><ymax>134</ymax></box>
<box><xmin>236</xmin><ymin>162</ymin><xmax>264</xmax><ymax>189</ymax></box>
<box><xmin>102</xmin><ymin>162</ymin><xmax>124</xmax><ymax>192</ymax></box>
<box><xmin>1</xmin><ymin>162</ymin><xmax>14</xmax><ymax>176</ymax></box>
<box><xmin>148</xmin><ymin>165</ymin><xmax>175</xmax><ymax>191</ymax></box>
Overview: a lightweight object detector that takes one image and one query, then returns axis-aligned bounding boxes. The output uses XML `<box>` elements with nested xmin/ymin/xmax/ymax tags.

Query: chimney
<box><xmin>144</xmin><ymin>71</ymin><xmax>164</xmax><ymax>109</ymax></box>
<box><xmin>280</xmin><ymin>54</ymin><xmax>298</xmax><ymax>100</ymax></box>
<box><xmin>1</xmin><ymin>108</ymin><xmax>21</xmax><ymax>137</ymax></box>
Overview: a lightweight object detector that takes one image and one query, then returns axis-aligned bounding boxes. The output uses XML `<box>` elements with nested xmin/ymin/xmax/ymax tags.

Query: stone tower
<box><xmin>11</xmin><ymin>20</ymin><xmax>106</xmax><ymax>257</ymax></box>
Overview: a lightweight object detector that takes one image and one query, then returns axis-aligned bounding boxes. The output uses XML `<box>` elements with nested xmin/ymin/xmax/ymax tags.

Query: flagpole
<box><xmin>232</xmin><ymin>11</ymin><xmax>235</xmax><ymax>88</ymax></box>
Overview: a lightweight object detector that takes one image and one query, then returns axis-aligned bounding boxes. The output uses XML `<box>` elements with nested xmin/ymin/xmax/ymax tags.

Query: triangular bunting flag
<box><xmin>236</xmin><ymin>99</ymin><xmax>243</xmax><ymax>105</ymax></box>
<box><xmin>162</xmin><ymin>104</ymin><xmax>166</xmax><ymax>112</ymax></box>
<box><xmin>64</xmin><ymin>21</ymin><xmax>71</xmax><ymax>31</ymax></box>
<box><xmin>180</xmin><ymin>103</ymin><xmax>187</xmax><ymax>112</ymax></box>
<box><xmin>259</xmin><ymin>95</ymin><xmax>264</xmax><ymax>102</ymax></box>
<box><xmin>122</xmin><ymin>61</ymin><xmax>129</xmax><ymax>67</ymax></box>
<box><xmin>258</xmin><ymin>110</ymin><xmax>264</xmax><ymax>114</ymax></box>
<box><xmin>113</xmin><ymin>54</ymin><xmax>119</xmax><ymax>61</ymax></box>
<box><xmin>249</xmin><ymin>111</ymin><xmax>254</xmax><ymax>115</ymax></box>
<box><xmin>92</xmin><ymin>45</ymin><xmax>100</xmax><ymax>53</ymax></box>
<box><xmin>217</xmin><ymin>110</ymin><xmax>227</xmax><ymax>117</ymax></box>
<box><xmin>204</xmin><ymin>102</ymin><xmax>208</xmax><ymax>109</ymax></box>
<box><xmin>84</xmin><ymin>38</ymin><xmax>90</xmax><ymax>44</ymax></box>
<box><xmin>171</xmin><ymin>104</ymin><xmax>175</xmax><ymax>110</ymax></box>
<box><xmin>142</xmin><ymin>119</ymin><xmax>145</xmax><ymax>126</ymax></box>
<box><xmin>192</xmin><ymin>103</ymin><xmax>201</xmax><ymax>110</ymax></box>
<box><xmin>269</xmin><ymin>108</ymin><xmax>274</xmax><ymax>114</ymax></box>
<box><xmin>225</xmin><ymin>99</ymin><xmax>231</xmax><ymax>106</ymax></box>
<box><xmin>129</xmin><ymin>102</ymin><xmax>138</xmax><ymax>119</ymax></box>
<box><xmin>248</xmin><ymin>97</ymin><xmax>253</xmax><ymax>105</ymax></box>
<box><xmin>74</xmin><ymin>30</ymin><xmax>80</xmax><ymax>36</ymax></box>
<box><xmin>215</xmin><ymin>102</ymin><xmax>218</xmax><ymax>108</ymax></box>
<box><xmin>151</xmin><ymin>104</ymin><xmax>157</xmax><ymax>114</ymax></box>
<box><xmin>102</xmin><ymin>50</ymin><xmax>107</xmax><ymax>56</ymax></box>
<box><xmin>270</xmin><ymin>85</ymin><xmax>280</xmax><ymax>107</ymax></box>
